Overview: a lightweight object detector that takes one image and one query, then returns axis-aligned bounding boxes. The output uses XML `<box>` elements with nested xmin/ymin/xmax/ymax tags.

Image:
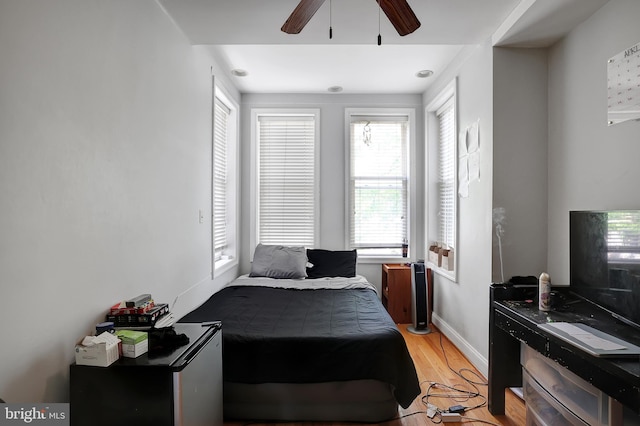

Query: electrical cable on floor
<box><xmin>383</xmin><ymin>330</ymin><xmax>499</xmax><ymax>424</ymax></box>
<box><xmin>415</xmin><ymin>330</ymin><xmax>504</xmax><ymax>425</ymax></box>
<box><xmin>438</xmin><ymin>331</ymin><xmax>488</xmax><ymax>387</ymax></box>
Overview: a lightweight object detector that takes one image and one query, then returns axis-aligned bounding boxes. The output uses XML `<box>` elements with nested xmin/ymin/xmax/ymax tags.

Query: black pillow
<box><xmin>306</xmin><ymin>249</ymin><xmax>357</xmax><ymax>278</ymax></box>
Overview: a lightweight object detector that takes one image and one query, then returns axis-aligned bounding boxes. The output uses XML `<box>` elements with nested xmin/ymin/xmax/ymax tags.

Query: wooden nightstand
<box><xmin>381</xmin><ymin>263</ymin><xmax>412</xmax><ymax>323</ymax></box>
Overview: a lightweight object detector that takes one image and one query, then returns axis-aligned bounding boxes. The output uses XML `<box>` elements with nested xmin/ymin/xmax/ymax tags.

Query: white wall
<box><xmin>547</xmin><ymin>0</ymin><xmax>640</xmax><ymax>284</ymax></box>
<box><xmin>239</xmin><ymin>93</ymin><xmax>423</xmax><ymax>292</ymax></box>
<box><xmin>423</xmin><ymin>43</ymin><xmax>496</xmax><ymax>375</ymax></box>
<box><xmin>493</xmin><ymin>47</ymin><xmax>548</xmax><ymax>283</ymax></box>
<box><xmin>0</xmin><ymin>0</ymin><xmax>239</xmax><ymax>403</ymax></box>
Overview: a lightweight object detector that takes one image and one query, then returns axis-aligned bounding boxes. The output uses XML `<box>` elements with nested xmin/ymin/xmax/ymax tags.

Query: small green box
<box><xmin>115</xmin><ymin>330</ymin><xmax>148</xmax><ymax>345</ymax></box>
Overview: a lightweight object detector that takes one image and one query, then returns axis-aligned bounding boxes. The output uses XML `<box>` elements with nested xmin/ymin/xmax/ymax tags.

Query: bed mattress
<box><xmin>179</xmin><ymin>275</ymin><xmax>421</xmax><ymax>409</ymax></box>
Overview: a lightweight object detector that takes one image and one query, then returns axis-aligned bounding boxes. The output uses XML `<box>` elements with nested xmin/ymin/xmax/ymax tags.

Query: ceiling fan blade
<box><xmin>281</xmin><ymin>0</ymin><xmax>327</xmax><ymax>34</ymax></box>
<box><xmin>377</xmin><ymin>0</ymin><xmax>421</xmax><ymax>36</ymax></box>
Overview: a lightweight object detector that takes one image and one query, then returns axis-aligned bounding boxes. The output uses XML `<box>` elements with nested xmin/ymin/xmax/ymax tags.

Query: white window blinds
<box><xmin>349</xmin><ymin>116</ymin><xmax>408</xmax><ymax>253</ymax></box>
<box><xmin>437</xmin><ymin>99</ymin><xmax>456</xmax><ymax>248</ymax></box>
<box><xmin>257</xmin><ymin>114</ymin><xmax>316</xmax><ymax>246</ymax></box>
<box><xmin>213</xmin><ymin>98</ymin><xmax>230</xmax><ymax>260</ymax></box>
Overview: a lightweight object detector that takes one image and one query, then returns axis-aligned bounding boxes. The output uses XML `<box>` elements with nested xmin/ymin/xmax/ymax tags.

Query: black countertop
<box><xmin>492</xmin><ymin>285</ymin><xmax>640</xmax><ymax>405</ymax></box>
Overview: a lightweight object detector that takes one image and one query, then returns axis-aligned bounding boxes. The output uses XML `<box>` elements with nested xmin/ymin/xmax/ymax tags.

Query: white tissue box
<box><xmin>75</xmin><ymin>333</ymin><xmax>120</xmax><ymax>367</ymax></box>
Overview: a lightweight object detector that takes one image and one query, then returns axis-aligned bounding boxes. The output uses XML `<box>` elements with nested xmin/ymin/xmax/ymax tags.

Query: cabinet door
<box><xmin>176</xmin><ymin>328</ymin><xmax>223</xmax><ymax>426</ymax></box>
<box><xmin>70</xmin><ymin>364</ymin><xmax>174</xmax><ymax>426</ymax></box>
<box><xmin>383</xmin><ymin>264</ymin><xmax>411</xmax><ymax>323</ymax></box>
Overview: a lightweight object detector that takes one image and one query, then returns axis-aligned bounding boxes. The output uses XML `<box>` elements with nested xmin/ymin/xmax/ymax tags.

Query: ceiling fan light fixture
<box><xmin>416</xmin><ymin>69</ymin><xmax>434</xmax><ymax>78</ymax></box>
<box><xmin>231</xmin><ymin>69</ymin><xmax>248</xmax><ymax>77</ymax></box>
<box><xmin>282</xmin><ymin>0</ymin><xmax>420</xmax><ymax>37</ymax></box>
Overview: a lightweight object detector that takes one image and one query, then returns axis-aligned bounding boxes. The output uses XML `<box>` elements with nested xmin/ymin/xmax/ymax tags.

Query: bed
<box><xmin>178</xmin><ymin>245</ymin><xmax>421</xmax><ymax>422</ymax></box>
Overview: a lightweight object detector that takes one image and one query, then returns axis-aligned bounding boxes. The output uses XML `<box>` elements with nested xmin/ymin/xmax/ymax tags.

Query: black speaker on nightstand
<box><xmin>408</xmin><ymin>262</ymin><xmax>431</xmax><ymax>335</ymax></box>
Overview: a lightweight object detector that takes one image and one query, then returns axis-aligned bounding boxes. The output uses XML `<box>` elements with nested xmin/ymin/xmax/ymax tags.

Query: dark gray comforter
<box><xmin>179</xmin><ymin>285</ymin><xmax>421</xmax><ymax>408</ymax></box>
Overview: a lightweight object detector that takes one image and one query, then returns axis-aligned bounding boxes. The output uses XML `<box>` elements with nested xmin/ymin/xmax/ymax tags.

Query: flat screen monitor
<box><xmin>570</xmin><ymin>210</ymin><xmax>640</xmax><ymax>328</ymax></box>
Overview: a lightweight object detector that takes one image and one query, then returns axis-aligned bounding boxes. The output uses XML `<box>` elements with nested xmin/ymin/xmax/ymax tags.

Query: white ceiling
<box><xmin>158</xmin><ymin>0</ymin><xmax>609</xmax><ymax>94</ymax></box>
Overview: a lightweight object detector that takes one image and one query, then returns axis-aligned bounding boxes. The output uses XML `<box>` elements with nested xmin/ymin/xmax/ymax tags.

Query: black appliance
<box><xmin>408</xmin><ymin>262</ymin><xmax>431</xmax><ymax>334</ymax></box>
<box><xmin>70</xmin><ymin>323</ymin><xmax>222</xmax><ymax>426</ymax></box>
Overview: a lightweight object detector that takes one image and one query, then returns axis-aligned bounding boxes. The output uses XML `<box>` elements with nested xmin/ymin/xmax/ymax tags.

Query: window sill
<box><xmin>427</xmin><ymin>262</ymin><xmax>457</xmax><ymax>282</ymax></box>
<box><xmin>214</xmin><ymin>257</ymin><xmax>237</xmax><ymax>277</ymax></box>
<box><xmin>357</xmin><ymin>256</ymin><xmax>413</xmax><ymax>265</ymax></box>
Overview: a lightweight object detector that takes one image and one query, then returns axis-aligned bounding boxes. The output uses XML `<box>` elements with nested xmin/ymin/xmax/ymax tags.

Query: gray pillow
<box><xmin>249</xmin><ymin>244</ymin><xmax>308</xmax><ymax>279</ymax></box>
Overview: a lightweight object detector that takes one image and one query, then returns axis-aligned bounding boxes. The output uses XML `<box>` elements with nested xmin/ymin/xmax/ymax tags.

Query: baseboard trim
<box><xmin>171</xmin><ymin>266</ymin><xmax>239</xmax><ymax>319</ymax></box>
<box><xmin>171</xmin><ymin>274</ymin><xmax>212</xmax><ymax>311</ymax></box>
<box><xmin>431</xmin><ymin>313</ymin><xmax>489</xmax><ymax>378</ymax></box>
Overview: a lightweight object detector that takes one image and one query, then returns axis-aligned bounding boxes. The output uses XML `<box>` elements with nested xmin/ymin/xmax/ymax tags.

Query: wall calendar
<box><xmin>607</xmin><ymin>41</ymin><xmax>640</xmax><ymax>126</ymax></box>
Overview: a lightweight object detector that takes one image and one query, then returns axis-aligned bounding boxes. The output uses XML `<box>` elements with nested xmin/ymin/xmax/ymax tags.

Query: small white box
<box><xmin>75</xmin><ymin>333</ymin><xmax>120</xmax><ymax>367</ymax></box>
<box><xmin>441</xmin><ymin>250</ymin><xmax>454</xmax><ymax>271</ymax></box>
<box><xmin>115</xmin><ymin>330</ymin><xmax>148</xmax><ymax>358</ymax></box>
<box><xmin>428</xmin><ymin>250</ymin><xmax>440</xmax><ymax>266</ymax></box>
<box><xmin>121</xmin><ymin>339</ymin><xmax>149</xmax><ymax>358</ymax></box>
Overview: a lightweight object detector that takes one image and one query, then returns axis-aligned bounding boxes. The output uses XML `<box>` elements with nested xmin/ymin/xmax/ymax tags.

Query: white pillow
<box><xmin>249</xmin><ymin>244</ymin><xmax>308</xmax><ymax>279</ymax></box>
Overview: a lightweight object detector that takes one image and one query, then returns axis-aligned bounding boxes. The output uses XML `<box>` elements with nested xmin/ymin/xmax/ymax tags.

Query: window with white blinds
<box><xmin>255</xmin><ymin>112</ymin><xmax>317</xmax><ymax>247</ymax></box>
<box><xmin>437</xmin><ymin>98</ymin><xmax>456</xmax><ymax>248</ymax></box>
<box><xmin>426</xmin><ymin>78</ymin><xmax>457</xmax><ymax>279</ymax></box>
<box><xmin>211</xmin><ymin>85</ymin><xmax>238</xmax><ymax>274</ymax></box>
<box><xmin>213</xmin><ymin>98</ymin><xmax>229</xmax><ymax>261</ymax></box>
<box><xmin>348</xmin><ymin>114</ymin><xmax>409</xmax><ymax>256</ymax></box>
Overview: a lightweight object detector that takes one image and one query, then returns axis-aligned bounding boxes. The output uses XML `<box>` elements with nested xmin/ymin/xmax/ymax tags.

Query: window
<box><xmin>213</xmin><ymin>98</ymin><xmax>229</xmax><ymax>261</ymax></box>
<box><xmin>212</xmin><ymin>85</ymin><xmax>238</xmax><ymax>274</ymax></box>
<box><xmin>437</xmin><ymin>98</ymin><xmax>456</xmax><ymax>248</ymax></box>
<box><xmin>251</xmin><ymin>109</ymin><xmax>319</xmax><ymax>249</ymax></box>
<box><xmin>346</xmin><ymin>109</ymin><xmax>414</xmax><ymax>258</ymax></box>
<box><xmin>426</xmin><ymin>79</ymin><xmax>457</xmax><ymax>279</ymax></box>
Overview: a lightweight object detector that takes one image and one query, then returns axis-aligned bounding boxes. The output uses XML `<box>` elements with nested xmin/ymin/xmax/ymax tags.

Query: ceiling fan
<box><xmin>281</xmin><ymin>0</ymin><xmax>421</xmax><ymax>37</ymax></box>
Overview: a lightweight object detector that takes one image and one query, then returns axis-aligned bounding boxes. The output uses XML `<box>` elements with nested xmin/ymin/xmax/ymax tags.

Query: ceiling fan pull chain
<box><xmin>329</xmin><ymin>0</ymin><xmax>333</xmax><ymax>39</ymax></box>
<box><xmin>377</xmin><ymin>0</ymin><xmax>382</xmax><ymax>45</ymax></box>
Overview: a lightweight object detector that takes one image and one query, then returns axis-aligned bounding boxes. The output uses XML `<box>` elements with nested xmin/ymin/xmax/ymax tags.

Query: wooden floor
<box><xmin>224</xmin><ymin>324</ymin><xmax>525</xmax><ymax>425</ymax></box>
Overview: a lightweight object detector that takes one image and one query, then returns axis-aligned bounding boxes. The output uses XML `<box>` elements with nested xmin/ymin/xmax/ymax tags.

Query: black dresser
<box><xmin>70</xmin><ymin>323</ymin><xmax>222</xmax><ymax>426</ymax></box>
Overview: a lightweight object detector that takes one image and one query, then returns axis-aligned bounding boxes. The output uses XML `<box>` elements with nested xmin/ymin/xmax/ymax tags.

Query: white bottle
<box><xmin>539</xmin><ymin>272</ymin><xmax>551</xmax><ymax>311</ymax></box>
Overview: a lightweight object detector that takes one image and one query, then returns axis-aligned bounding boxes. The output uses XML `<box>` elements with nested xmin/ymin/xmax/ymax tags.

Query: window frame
<box><xmin>344</xmin><ymin>108</ymin><xmax>417</xmax><ymax>263</ymax></box>
<box><xmin>425</xmin><ymin>79</ymin><xmax>458</xmax><ymax>281</ymax></box>
<box><xmin>250</xmin><ymin>108</ymin><xmax>320</xmax><ymax>255</ymax></box>
<box><xmin>212</xmin><ymin>81</ymin><xmax>239</xmax><ymax>277</ymax></box>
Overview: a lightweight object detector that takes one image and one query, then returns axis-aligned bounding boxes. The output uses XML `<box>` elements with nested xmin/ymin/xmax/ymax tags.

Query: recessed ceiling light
<box><xmin>416</xmin><ymin>70</ymin><xmax>434</xmax><ymax>78</ymax></box>
<box><xmin>231</xmin><ymin>69</ymin><xmax>248</xmax><ymax>77</ymax></box>
<box><xmin>328</xmin><ymin>86</ymin><xmax>343</xmax><ymax>93</ymax></box>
